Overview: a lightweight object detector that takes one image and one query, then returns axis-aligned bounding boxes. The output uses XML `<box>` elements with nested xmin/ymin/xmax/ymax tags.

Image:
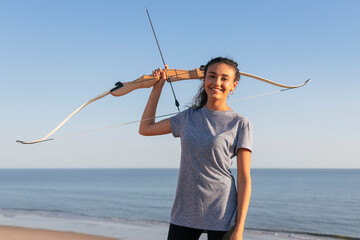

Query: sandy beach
<box><xmin>0</xmin><ymin>225</ymin><xmax>117</xmax><ymax>240</ymax></box>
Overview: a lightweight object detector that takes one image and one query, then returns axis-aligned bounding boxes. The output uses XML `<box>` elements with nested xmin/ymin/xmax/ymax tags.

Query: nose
<box><xmin>213</xmin><ymin>76</ymin><xmax>222</xmax><ymax>85</ymax></box>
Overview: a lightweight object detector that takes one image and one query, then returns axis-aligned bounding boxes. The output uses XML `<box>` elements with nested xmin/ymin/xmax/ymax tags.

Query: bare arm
<box><xmin>139</xmin><ymin>66</ymin><xmax>172</xmax><ymax>136</ymax></box>
<box><xmin>231</xmin><ymin>148</ymin><xmax>252</xmax><ymax>240</ymax></box>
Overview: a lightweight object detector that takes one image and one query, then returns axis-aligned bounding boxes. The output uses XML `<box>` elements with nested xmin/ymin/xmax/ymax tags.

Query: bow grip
<box><xmin>110</xmin><ymin>82</ymin><xmax>124</xmax><ymax>93</ymax></box>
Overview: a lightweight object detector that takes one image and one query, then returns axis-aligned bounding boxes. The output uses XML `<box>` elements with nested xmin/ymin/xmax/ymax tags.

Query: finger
<box><xmin>160</xmin><ymin>68</ymin><xmax>167</xmax><ymax>80</ymax></box>
<box><xmin>163</xmin><ymin>65</ymin><xmax>170</xmax><ymax>82</ymax></box>
<box><xmin>152</xmin><ymin>69</ymin><xmax>160</xmax><ymax>78</ymax></box>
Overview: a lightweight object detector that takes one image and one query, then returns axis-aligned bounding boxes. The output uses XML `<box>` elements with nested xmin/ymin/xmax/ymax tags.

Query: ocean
<box><xmin>0</xmin><ymin>169</ymin><xmax>359</xmax><ymax>239</ymax></box>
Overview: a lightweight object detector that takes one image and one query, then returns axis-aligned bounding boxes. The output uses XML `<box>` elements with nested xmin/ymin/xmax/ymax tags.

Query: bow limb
<box><xmin>240</xmin><ymin>72</ymin><xmax>310</xmax><ymax>89</ymax></box>
<box><xmin>17</xmin><ymin>90</ymin><xmax>111</xmax><ymax>144</ymax></box>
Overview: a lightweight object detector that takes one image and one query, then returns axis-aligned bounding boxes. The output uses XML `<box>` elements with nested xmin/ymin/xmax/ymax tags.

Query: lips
<box><xmin>209</xmin><ymin>87</ymin><xmax>224</xmax><ymax>93</ymax></box>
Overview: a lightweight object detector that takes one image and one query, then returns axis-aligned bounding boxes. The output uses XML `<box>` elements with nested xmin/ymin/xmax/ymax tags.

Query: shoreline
<box><xmin>0</xmin><ymin>209</ymin><xmax>353</xmax><ymax>240</ymax></box>
<box><xmin>0</xmin><ymin>210</ymin><xmax>170</xmax><ymax>240</ymax></box>
<box><xmin>0</xmin><ymin>225</ymin><xmax>117</xmax><ymax>240</ymax></box>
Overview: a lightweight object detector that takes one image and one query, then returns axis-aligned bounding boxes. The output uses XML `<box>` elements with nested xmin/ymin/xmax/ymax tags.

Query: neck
<box><xmin>205</xmin><ymin>100</ymin><xmax>231</xmax><ymax>111</ymax></box>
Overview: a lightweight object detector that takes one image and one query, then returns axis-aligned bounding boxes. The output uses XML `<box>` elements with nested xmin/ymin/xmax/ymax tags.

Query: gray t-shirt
<box><xmin>170</xmin><ymin>106</ymin><xmax>253</xmax><ymax>231</ymax></box>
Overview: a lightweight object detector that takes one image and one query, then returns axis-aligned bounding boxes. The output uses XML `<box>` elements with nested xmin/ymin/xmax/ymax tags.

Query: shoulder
<box><xmin>170</xmin><ymin>108</ymin><xmax>196</xmax><ymax>127</ymax></box>
<box><xmin>228</xmin><ymin>112</ymin><xmax>253</xmax><ymax>136</ymax></box>
<box><xmin>229</xmin><ymin>111</ymin><xmax>252</xmax><ymax>126</ymax></box>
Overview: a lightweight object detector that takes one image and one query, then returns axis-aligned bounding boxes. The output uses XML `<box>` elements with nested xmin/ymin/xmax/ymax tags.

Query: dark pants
<box><xmin>167</xmin><ymin>224</ymin><xmax>227</xmax><ymax>240</ymax></box>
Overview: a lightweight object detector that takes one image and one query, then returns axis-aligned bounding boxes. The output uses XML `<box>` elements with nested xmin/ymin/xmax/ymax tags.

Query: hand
<box><xmin>152</xmin><ymin>64</ymin><xmax>168</xmax><ymax>90</ymax></box>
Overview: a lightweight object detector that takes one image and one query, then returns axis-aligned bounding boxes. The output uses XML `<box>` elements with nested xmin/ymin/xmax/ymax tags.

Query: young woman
<box><xmin>139</xmin><ymin>57</ymin><xmax>253</xmax><ymax>240</ymax></box>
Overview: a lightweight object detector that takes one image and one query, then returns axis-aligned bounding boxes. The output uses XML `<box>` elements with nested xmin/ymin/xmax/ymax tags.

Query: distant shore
<box><xmin>0</xmin><ymin>225</ymin><xmax>117</xmax><ymax>240</ymax></box>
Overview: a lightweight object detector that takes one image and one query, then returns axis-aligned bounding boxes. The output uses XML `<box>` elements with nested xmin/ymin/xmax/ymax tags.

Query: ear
<box><xmin>232</xmin><ymin>80</ymin><xmax>238</xmax><ymax>91</ymax></box>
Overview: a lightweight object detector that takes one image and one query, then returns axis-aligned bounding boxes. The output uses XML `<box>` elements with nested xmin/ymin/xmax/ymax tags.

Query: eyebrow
<box><xmin>208</xmin><ymin>71</ymin><xmax>230</xmax><ymax>78</ymax></box>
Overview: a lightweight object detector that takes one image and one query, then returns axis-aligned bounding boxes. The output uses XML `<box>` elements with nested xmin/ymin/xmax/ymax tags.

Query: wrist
<box><xmin>152</xmin><ymin>80</ymin><xmax>165</xmax><ymax>92</ymax></box>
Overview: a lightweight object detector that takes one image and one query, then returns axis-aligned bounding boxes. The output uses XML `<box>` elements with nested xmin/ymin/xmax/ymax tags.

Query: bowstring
<box><xmin>228</xmin><ymin>88</ymin><xmax>291</xmax><ymax>103</ymax></box>
<box><xmin>48</xmin><ymin>88</ymin><xmax>292</xmax><ymax>142</ymax></box>
<box><xmin>54</xmin><ymin>112</ymin><xmax>178</xmax><ymax>141</ymax></box>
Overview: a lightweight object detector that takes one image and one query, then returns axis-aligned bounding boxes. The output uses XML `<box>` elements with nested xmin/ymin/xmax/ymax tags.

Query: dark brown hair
<box><xmin>191</xmin><ymin>57</ymin><xmax>240</xmax><ymax>109</ymax></box>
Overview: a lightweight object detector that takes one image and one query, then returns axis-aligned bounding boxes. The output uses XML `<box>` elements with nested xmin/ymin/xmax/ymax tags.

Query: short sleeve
<box><xmin>170</xmin><ymin>109</ymin><xmax>188</xmax><ymax>138</ymax></box>
<box><xmin>236</xmin><ymin>119</ymin><xmax>253</xmax><ymax>152</ymax></box>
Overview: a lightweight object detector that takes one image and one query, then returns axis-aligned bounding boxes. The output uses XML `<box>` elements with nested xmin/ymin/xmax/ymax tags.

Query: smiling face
<box><xmin>204</xmin><ymin>62</ymin><xmax>238</xmax><ymax>109</ymax></box>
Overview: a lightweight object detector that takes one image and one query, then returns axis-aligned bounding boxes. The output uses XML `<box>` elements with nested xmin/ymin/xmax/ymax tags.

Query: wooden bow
<box><xmin>16</xmin><ymin>67</ymin><xmax>309</xmax><ymax>144</ymax></box>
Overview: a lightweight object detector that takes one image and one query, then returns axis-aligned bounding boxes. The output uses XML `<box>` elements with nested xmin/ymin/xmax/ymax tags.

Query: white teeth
<box><xmin>211</xmin><ymin>87</ymin><xmax>222</xmax><ymax>92</ymax></box>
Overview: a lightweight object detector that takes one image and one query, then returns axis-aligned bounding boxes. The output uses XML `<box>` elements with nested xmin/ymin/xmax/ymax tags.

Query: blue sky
<box><xmin>1</xmin><ymin>0</ymin><xmax>359</xmax><ymax>168</ymax></box>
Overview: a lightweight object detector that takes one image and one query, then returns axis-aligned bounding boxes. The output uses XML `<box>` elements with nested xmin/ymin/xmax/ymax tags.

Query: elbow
<box><xmin>138</xmin><ymin>123</ymin><xmax>147</xmax><ymax>136</ymax></box>
<box><xmin>238</xmin><ymin>174</ymin><xmax>252</xmax><ymax>185</ymax></box>
<box><xmin>138</xmin><ymin>127</ymin><xmax>153</xmax><ymax>136</ymax></box>
<box><xmin>138</xmin><ymin>128</ymin><xmax>147</xmax><ymax>136</ymax></box>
